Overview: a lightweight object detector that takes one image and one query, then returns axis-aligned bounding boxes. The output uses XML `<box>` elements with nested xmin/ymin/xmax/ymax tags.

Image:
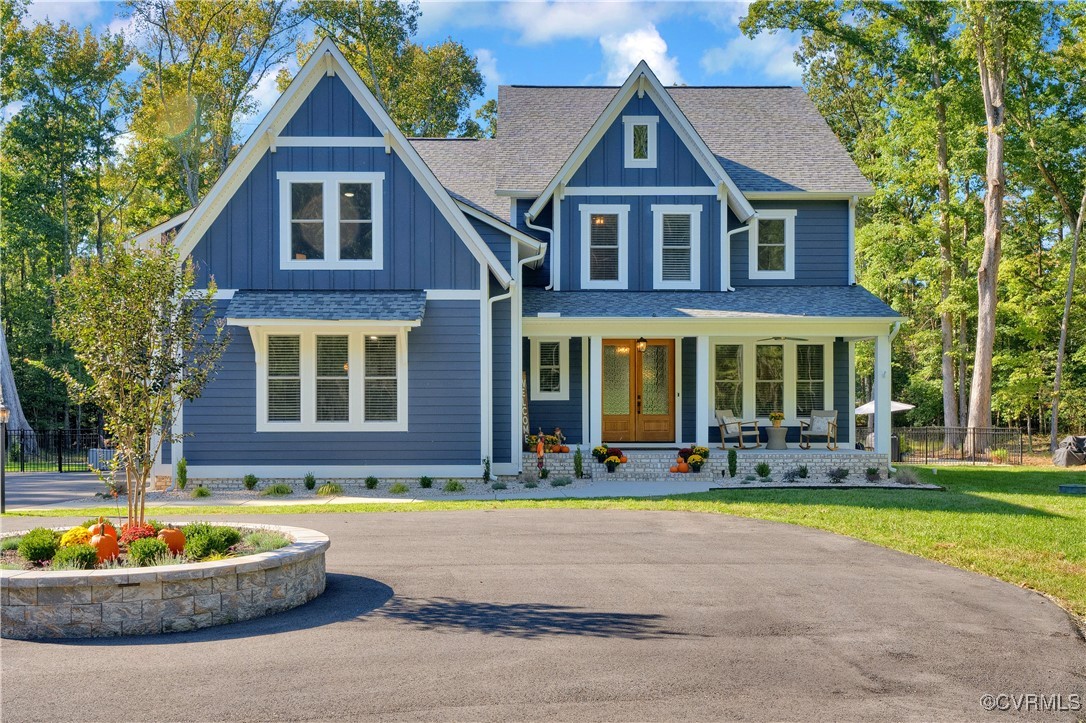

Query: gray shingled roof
<box><xmin>496</xmin><ymin>85</ymin><xmax>872</xmax><ymax>196</ymax></box>
<box><xmin>227</xmin><ymin>290</ymin><xmax>426</xmax><ymax>321</ymax></box>
<box><xmin>411</xmin><ymin>138</ymin><xmax>508</xmax><ymax>220</ymax></box>
<box><xmin>523</xmin><ymin>287</ymin><xmax>899</xmax><ymax>319</ymax></box>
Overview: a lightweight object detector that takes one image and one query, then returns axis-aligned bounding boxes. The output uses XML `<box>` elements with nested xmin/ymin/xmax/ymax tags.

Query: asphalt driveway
<box><xmin>2</xmin><ymin>510</ymin><xmax>1083</xmax><ymax>721</ymax></box>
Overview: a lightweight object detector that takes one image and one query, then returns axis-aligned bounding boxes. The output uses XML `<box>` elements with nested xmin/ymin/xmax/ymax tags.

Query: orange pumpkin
<box><xmin>551</xmin><ymin>445</ymin><xmax>563</xmax><ymax>453</ymax></box>
<box><xmin>677</xmin><ymin>462</ymin><xmax>689</xmax><ymax>473</ymax></box>
<box><xmin>90</xmin><ymin>532</ymin><xmax>120</xmax><ymax>563</ymax></box>
<box><xmin>669</xmin><ymin>465</ymin><xmax>679</xmax><ymax>473</ymax></box>
<box><xmin>676</xmin><ymin>457</ymin><xmax>684</xmax><ymax>465</ymax></box>
<box><xmin>619</xmin><ymin>456</ymin><xmax>628</xmax><ymax>463</ymax></box>
<box><xmin>89</xmin><ymin>516</ymin><xmax>116</xmax><ymax>539</ymax></box>
<box><xmin>560</xmin><ymin>445</ymin><xmax>570</xmax><ymax>453</ymax></box>
<box><xmin>157</xmin><ymin>527</ymin><xmax>186</xmax><ymax>555</ymax></box>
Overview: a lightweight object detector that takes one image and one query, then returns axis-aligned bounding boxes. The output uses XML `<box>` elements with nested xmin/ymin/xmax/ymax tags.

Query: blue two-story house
<box><xmin>143</xmin><ymin>39</ymin><xmax>900</xmax><ymax>483</ymax></box>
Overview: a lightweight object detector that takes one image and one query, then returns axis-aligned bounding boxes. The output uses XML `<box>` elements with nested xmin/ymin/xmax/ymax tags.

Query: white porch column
<box><xmin>589</xmin><ymin>335</ymin><xmax>603</xmax><ymax>448</ymax></box>
<box><xmin>847</xmin><ymin>340</ymin><xmax>856</xmax><ymax>448</ymax></box>
<box><xmin>874</xmin><ymin>333</ymin><xmax>892</xmax><ymax>457</ymax></box>
<box><xmin>695</xmin><ymin>336</ymin><xmax>710</xmax><ymax>447</ymax></box>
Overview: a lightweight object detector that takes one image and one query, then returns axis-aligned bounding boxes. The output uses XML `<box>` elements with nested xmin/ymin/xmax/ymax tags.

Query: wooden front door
<box><xmin>602</xmin><ymin>339</ymin><xmax>675</xmax><ymax>443</ymax></box>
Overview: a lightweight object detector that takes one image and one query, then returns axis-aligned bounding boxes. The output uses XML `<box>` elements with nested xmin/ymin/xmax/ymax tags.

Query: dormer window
<box><xmin>278</xmin><ymin>171</ymin><xmax>385</xmax><ymax>270</ymax></box>
<box><xmin>623</xmin><ymin>116</ymin><xmax>658</xmax><ymax>168</ymax></box>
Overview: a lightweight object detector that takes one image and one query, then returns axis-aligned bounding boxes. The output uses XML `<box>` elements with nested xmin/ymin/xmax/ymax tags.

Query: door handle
<box><xmin>636</xmin><ymin>394</ymin><xmax>641</xmax><ymax>414</ymax></box>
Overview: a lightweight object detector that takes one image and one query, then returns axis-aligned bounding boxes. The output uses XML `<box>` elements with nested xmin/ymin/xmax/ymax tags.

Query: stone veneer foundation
<box><xmin>1</xmin><ymin>523</ymin><xmax>328</xmax><ymax>640</ymax></box>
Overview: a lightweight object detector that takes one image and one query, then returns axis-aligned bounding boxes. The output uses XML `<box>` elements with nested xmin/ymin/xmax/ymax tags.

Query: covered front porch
<box><xmin>519</xmin><ymin>288</ymin><xmax>900</xmax><ymax>470</ymax></box>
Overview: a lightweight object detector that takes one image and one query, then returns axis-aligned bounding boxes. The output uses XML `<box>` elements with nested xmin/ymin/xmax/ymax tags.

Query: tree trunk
<box><xmin>933</xmin><ymin>67</ymin><xmax>958</xmax><ymax>445</ymax></box>
<box><xmin>1049</xmin><ymin>190</ymin><xmax>1086</xmax><ymax>450</ymax></box>
<box><xmin>966</xmin><ymin>3</ymin><xmax>1007</xmax><ymax>452</ymax></box>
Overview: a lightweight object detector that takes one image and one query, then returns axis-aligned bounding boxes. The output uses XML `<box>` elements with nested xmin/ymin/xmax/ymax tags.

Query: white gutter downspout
<box><xmin>887</xmin><ymin>320</ymin><xmax>902</xmax><ymax>473</ymax></box>
<box><xmin>509</xmin><ymin>244</ymin><xmax>548</xmax><ymax>473</ymax></box>
<box><xmin>523</xmin><ymin>214</ymin><xmax>554</xmax><ymax>290</ymax></box>
<box><xmin>723</xmin><ymin>217</ymin><xmax>755</xmax><ymax>292</ymax></box>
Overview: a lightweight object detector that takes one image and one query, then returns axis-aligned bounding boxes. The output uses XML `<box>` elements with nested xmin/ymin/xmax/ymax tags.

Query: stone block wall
<box><xmin>1</xmin><ymin>524</ymin><xmax>328</xmax><ymax>639</ymax></box>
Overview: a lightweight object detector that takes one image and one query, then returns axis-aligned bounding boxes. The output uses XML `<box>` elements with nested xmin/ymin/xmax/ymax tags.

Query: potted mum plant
<box><xmin>687</xmin><ymin>454</ymin><xmax>706</xmax><ymax>472</ymax></box>
<box><xmin>769</xmin><ymin>411</ymin><xmax>785</xmax><ymax>428</ymax></box>
<box><xmin>604</xmin><ymin>455</ymin><xmax>622</xmax><ymax>472</ymax></box>
<box><xmin>592</xmin><ymin>445</ymin><xmax>610</xmax><ymax>462</ymax></box>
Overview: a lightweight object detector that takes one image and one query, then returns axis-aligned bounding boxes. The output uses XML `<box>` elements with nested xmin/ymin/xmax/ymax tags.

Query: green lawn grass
<box><xmin>5</xmin><ymin>466</ymin><xmax>1083</xmax><ymax>618</ymax></box>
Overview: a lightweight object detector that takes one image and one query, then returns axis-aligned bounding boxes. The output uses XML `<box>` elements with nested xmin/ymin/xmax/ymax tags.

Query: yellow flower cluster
<box><xmin>60</xmin><ymin>526</ymin><xmax>92</xmax><ymax>547</ymax></box>
<box><xmin>687</xmin><ymin>454</ymin><xmax>705</xmax><ymax>466</ymax></box>
<box><xmin>691</xmin><ymin>446</ymin><xmax>710</xmax><ymax>458</ymax></box>
<box><xmin>604</xmin><ymin>455</ymin><xmax>622</xmax><ymax>465</ymax></box>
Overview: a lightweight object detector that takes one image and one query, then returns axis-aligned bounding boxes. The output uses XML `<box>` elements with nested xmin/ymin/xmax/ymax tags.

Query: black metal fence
<box><xmin>2</xmin><ymin>429</ymin><xmax>107</xmax><ymax>473</ymax></box>
<box><xmin>854</xmin><ymin>425</ymin><xmax>1024</xmax><ymax>465</ymax></box>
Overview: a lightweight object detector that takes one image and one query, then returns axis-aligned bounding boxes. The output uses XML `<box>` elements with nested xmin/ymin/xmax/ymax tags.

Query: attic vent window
<box><xmin>623</xmin><ymin>115</ymin><xmax>658</xmax><ymax>169</ymax></box>
<box><xmin>278</xmin><ymin>171</ymin><xmax>384</xmax><ymax>270</ymax></box>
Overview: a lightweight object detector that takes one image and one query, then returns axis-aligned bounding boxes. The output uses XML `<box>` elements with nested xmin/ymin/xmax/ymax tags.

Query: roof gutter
<box><xmin>723</xmin><ymin>217</ymin><xmax>756</xmax><ymax>292</ymax></box>
<box><xmin>523</xmin><ymin>213</ymin><xmax>554</xmax><ymax>290</ymax></box>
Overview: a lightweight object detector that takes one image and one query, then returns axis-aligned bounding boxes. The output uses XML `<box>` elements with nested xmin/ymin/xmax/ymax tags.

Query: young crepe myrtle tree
<box><xmin>43</xmin><ymin>239</ymin><xmax>227</xmax><ymax>526</ymax></box>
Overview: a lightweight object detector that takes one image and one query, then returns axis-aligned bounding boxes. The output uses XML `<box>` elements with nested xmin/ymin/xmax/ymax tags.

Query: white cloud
<box><xmin>475</xmin><ymin>48</ymin><xmax>501</xmax><ymax>90</ymax></box>
<box><xmin>700</xmin><ymin>30</ymin><xmax>802</xmax><ymax>83</ymax></box>
<box><xmin>599</xmin><ymin>25</ymin><xmax>683</xmax><ymax>85</ymax></box>
<box><xmin>23</xmin><ymin>0</ymin><xmax>107</xmax><ymax>26</ymax></box>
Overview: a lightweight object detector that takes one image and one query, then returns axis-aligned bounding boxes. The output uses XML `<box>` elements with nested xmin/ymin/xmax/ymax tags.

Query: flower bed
<box><xmin>1</xmin><ymin>523</ymin><xmax>328</xmax><ymax>639</ymax></box>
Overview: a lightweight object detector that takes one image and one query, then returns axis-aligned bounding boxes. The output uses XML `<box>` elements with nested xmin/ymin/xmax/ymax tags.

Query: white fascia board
<box><xmin>745</xmin><ymin>191</ymin><xmax>875</xmax><ymax>200</ymax></box>
<box><xmin>131</xmin><ymin>209</ymin><xmax>194</xmax><ymax>248</ymax></box>
<box><xmin>456</xmin><ymin>201</ymin><xmax>547</xmax><ymax>261</ymax></box>
<box><xmin>526</xmin><ymin>61</ymin><xmax>756</xmax><ymax>223</ymax></box>
<box><xmin>172</xmin><ymin>38</ymin><xmax>512</xmax><ymax>288</ymax></box>
<box><xmin>226</xmin><ymin>318</ymin><xmax>421</xmax><ymax>329</ymax></box>
<box><xmin>521</xmin><ymin>316</ymin><xmax>898</xmax><ymax>338</ymax></box>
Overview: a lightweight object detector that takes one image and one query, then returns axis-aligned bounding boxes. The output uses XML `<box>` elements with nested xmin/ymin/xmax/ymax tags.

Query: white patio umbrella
<box><xmin>854</xmin><ymin>400</ymin><xmax>915</xmax><ymax>416</ymax></box>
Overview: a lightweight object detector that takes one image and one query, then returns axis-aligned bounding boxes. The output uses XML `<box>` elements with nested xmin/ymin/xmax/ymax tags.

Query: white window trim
<box><xmin>748</xmin><ymin>208</ymin><xmax>797</xmax><ymax>280</ymax></box>
<box><xmin>709</xmin><ymin>338</ymin><xmax>833</xmax><ymax>425</ymax></box>
<box><xmin>622</xmin><ymin>115</ymin><xmax>658</xmax><ymax>168</ymax></box>
<box><xmin>530</xmin><ymin>337</ymin><xmax>569</xmax><ymax>401</ymax></box>
<box><xmin>651</xmin><ymin>204</ymin><xmax>702</xmax><ymax>290</ymax></box>
<box><xmin>579</xmin><ymin>204</ymin><xmax>630</xmax><ymax>290</ymax></box>
<box><xmin>252</xmin><ymin>325</ymin><xmax>409</xmax><ymax>432</ymax></box>
<box><xmin>278</xmin><ymin>171</ymin><xmax>385</xmax><ymax>270</ymax></box>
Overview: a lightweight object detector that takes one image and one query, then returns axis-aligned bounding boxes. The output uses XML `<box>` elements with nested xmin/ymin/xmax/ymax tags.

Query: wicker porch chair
<box><xmin>716</xmin><ymin>409</ymin><xmax>761</xmax><ymax>450</ymax></box>
<box><xmin>799</xmin><ymin>410</ymin><xmax>838</xmax><ymax>450</ymax></box>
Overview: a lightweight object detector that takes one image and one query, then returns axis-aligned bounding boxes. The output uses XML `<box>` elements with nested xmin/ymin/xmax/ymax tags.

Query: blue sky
<box><xmin>23</xmin><ymin>1</ymin><xmax>805</xmax><ymax>131</ymax></box>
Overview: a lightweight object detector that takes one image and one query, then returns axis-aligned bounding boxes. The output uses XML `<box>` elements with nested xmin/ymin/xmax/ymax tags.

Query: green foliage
<box><xmin>17</xmin><ymin>528</ymin><xmax>59</xmax><ymax>562</ymax></box>
<box><xmin>243</xmin><ymin>474</ymin><xmax>259</xmax><ymax>491</ymax></box>
<box><xmin>573</xmin><ymin>448</ymin><xmax>584</xmax><ymax>478</ymax></box>
<box><xmin>491</xmin><ymin>481</ymin><xmax>507</xmax><ymax>491</ymax></box>
<box><xmin>316</xmin><ymin>482</ymin><xmax>342</xmax><ymax>496</ymax></box>
<box><xmin>827</xmin><ymin>468</ymin><xmax>849</xmax><ymax>483</ymax></box>
<box><xmin>443</xmin><ymin>479</ymin><xmax>465</xmax><ymax>492</ymax></box>
<box><xmin>539</xmin><ymin>468</ymin><xmax>550</xmax><ymax>479</ymax></box>
<box><xmin>176</xmin><ymin>458</ymin><xmax>187</xmax><ymax>491</ymax></box>
<box><xmin>183</xmin><ymin>525</ymin><xmax>241</xmax><ymax>560</ymax></box>
<box><xmin>51</xmin><ymin>544</ymin><xmax>99</xmax><ymax>570</ymax></box>
<box><xmin>523</xmin><ymin>480</ymin><xmax>538</xmax><ymax>489</ymax></box>
<box><xmin>990</xmin><ymin>449</ymin><xmax>1009</xmax><ymax>464</ymax></box>
<box><xmin>550</xmin><ymin>477</ymin><xmax>572</xmax><ymax>487</ymax></box>
<box><xmin>303</xmin><ymin>472</ymin><xmax>316</xmax><ymax>490</ymax></box>
<box><xmin>127</xmin><ymin>537</ymin><xmax>169</xmax><ymax>566</ymax></box>
<box><xmin>727</xmin><ymin>449</ymin><xmax>738</xmax><ymax>478</ymax></box>
<box><xmin>191</xmin><ymin>485</ymin><xmax>211</xmax><ymax>498</ymax></box>
<box><xmin>482</xmin><ymin>456</ymin><xmax>490</xmax><ymax>482</ymax></box>
<box><xmin>261</xmin><ymin>483</ymin><xmax>293</xmax><ymax>496</ymax></box>
<box><xmin>1</xmin><ymin>536</ymin><xmax>23</xmax><ymax>551</ymax></box>
<box><xmin>865</xmin><ymin>467</ymin><xmax>881</xmax><ymax>481</ymax></box>
<box><xmin>797</xmin><ymin>466</ymin><xmax>809</xmax><ymax>479</ymax></box>
<box><xmin>418</xmin><ymin>476</ymin><xmax>433</xmax><ymax>489</ymax></box>
<box><xmin>242</xmin><ymin>530</ymin><xmax>290</xmax><ymax>553</ymax></box>
<box><xmin>389</xmin><ymin>482</ymin><xmax>409</xmax><ymax>494</ymax></box>
<box><xmin>364</xmin><ymin>476</ymin><xmax>379</xmax><ymax>490</ymax></box>
<box><xmin>755</xmin><ymin>462</ymin><xmax>771</xmax><ymax>479</ymax></box>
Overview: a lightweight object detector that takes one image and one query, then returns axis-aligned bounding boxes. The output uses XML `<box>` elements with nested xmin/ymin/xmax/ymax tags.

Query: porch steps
<box><xmin>521</xmin><ymin>448</ymin><xmax>887</xmax><ymax>483</ymax></box>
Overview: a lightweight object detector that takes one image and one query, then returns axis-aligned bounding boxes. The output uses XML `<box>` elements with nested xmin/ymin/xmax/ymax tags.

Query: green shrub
<box><xmin>573</xmin><ymin>448</ymin><xmax>584</xmax><ymax>478</ymax></box>
<box><xmin>303</xmin><ymin>472</ymin><xmax>316</xmax><ymax>490</ymax></box>
<box><xmin>316</xmin><ymin>482</ymin><xmax>342</xmax><ymax>496</ymax></box>
<box><xmin>827</xmin><ymin>467</ymin><xmax>849</xmax><ymax>483</ymax></box>
<box><xmin>192</xmin><ymin>485</ymin><xmax>211</xmax><ymax>498</ymax></box>
<box><xmin>389</xmin><ymin>482</ymin><xmax>409</xmax><ymax>494</ymax></box>
<box><xmin>892</xmin><ymin>468</ymin><xmax>922</xmax><ymax>485</ymax></box>
<box><xmin>243</xmin><ymin>474</ymin><xmax>259</xmax><ymax>490</ymax></box>
<box><xmin>797</xmin><ymin>465</ymin><xmax>809</xmax><ymax>479</ymax></box>
<box><xmin>991</xmin><ymin>448</ymin><xmax>1009</xmax><ymax>464</ymax></box>
<box><xmin>182</xmin><ymin>524</ymin><xmax>241</xmax><ymax>559</ymax></box>
<box><xmin>865</xmin><ymin>467</ymin><xmax>880</xmax><ymax>481</ymax></box>
<box><xmin>491</xmin><ymin>481</ymin><xmax>507</xmax><ymax>490</ymax></box>
<box><xmin>182</xmin><ymin>522</ymin><xmax>215</xmax><ymax>539</ymax></box>
<box><xmin>212</xmin><ymin>526</ymin><xmax>241</xmax><ymax>548</ymax></box>
<box><xmin>18</xmin><ymin>528</ymin><xmax>59</xmax><ymax>563</ymax></box>
<box><xmin>540</xmin><ymin>467</ymin><xmax>550</xmax><ymax>479</ymax></box>
<box><xmin>364</xmin><ymin>476</ymin><xmax>379</xmax><ymax>490</ymax></box>
<box><xmin>418</xmin><ymin>476</ymin><xmax>433</xmax><ymax>489</ymax></box>
<box><xmin>176</xmin><ymin>457</ymin><xmax>188</xmax><ymax>490</ymax></box>
<box><xmin>483</xmin><ymin>456</ymin><xmax>491</xmax><ymax>482</ymax></box>
<box><xmin>1</xmin><ymin>535</ymin><xmax>22</xmax><ymax>551</ymax></box>
<box><xmin>51</xmin><ymin>544</ymin><xmax>98</xmax><ymax>570</ymax></box>
<box><xmin>523</xmin><ymin>480</ymin><xmax>538</xmax><ymax>489</ymax></box>
<box><xmin>80</xmin><ymin>518</ymin><xmax>101</xmax><ymax>528</ymax></box>
<box><xmin>443</xmin><ymin>479</ymin><xmax>465</xmax><ymax>492</ymax></box>
<box><xmin>261</xmin><ymin>483</ymin><xmax>294</xmax><ymax>496</ymax></box>
<box><xmin>727</xmin><ymin>449</ymin><xmax>738</xmax><ymax>478</ymax></box>
<box><xmin>146</xmin><ymin>519</ymin><xmax>165</xmax><ymax>533</ymax></box>
<box><xmin>550</xmin><ymin>477</ymin><xmax>572</xmax><ymax>487</ymax></box>
<box><xmin>184</xmin><ymin>535</ymin><xmax>216</xmax><ymax>560</ymax></box>
<box><xmin>755</xmin><ymin>462</ymin><xmax>771</xmax><ymax>478</ymax></box>
<box><xmin>744</xmin><ymin>474</ymin><xmax>757</xmax><ymax>481</ymax></box>
<box><xmin>242</xmin><ymin>530</ymin><xmax>290</xmax><ymax>553</ymax></box>
<box><xmin>128</xmin><ymin>538</ymin><xmax>170</xmax><ymax>566</ymax></box>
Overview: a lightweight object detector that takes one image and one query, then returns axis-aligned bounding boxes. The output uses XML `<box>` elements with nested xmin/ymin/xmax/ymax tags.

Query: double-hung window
<box><xmin>713</xmin><ymin>340</ymin><xmax>832</xmax><ymax>421</ymax></box>
<box><xmin>622</xmin><ymin>115</ymin><xmax>658</xmax><ymax>168</ymax></box>
<box><xmin>580</xmin><ymin>204</ymin><xmax>629</xmax><ymax>289</ymax></box>
<box><xmin>748</xmin><ymin>209</ymin><xmax>796</xmax><ymax>280</ymax></box>
<box><xmin>256</xmin><ymin>329</ymin><xmax>407</xmax><ymax>431</ymax></box>
<box><xmin>279</xmin><ymin>172</ymin><xmax>384</xmax><ymax>270</ymax></box>
<box><xmin>652</xmin><ymin>204</ymin><xmax>701</xmax><ymax>289</ymax></box>
<box><xmin>755</xmin><ymin>344</ymin><xmax>785</xmax><ymax>417</ymax></box>
<box><xmin>531</xmin><ymin>338</ymin><xmax>569</xmax><ymax>401</ymax></box>
<box><xmin>714</xmin><ymin>344</ymin><xmax>743</xmax><ymax>414</ymax></box>
<box><xmin>795</xmin><ymin>344</ymin><xmax>825</xmax><ymax>417</ymax></box>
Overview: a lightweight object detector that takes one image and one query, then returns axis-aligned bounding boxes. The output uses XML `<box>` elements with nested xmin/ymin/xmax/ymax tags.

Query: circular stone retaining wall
<box><xmin>0</xmin><ymin>523</ymin><xmax>329</xmax><ymax>640</ymax></box>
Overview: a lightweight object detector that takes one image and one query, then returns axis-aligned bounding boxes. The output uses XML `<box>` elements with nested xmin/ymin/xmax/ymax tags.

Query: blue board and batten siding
<box><xmin>491</xmin><ymin>293</ymin><xmax>513</xmax><ymax>464</ymax></box>
<box><xmin>730</xmin><ymin>201</ymin><xmax>850</xmax><ymax>287</ymax></box>
<box><xmin>523</xmin><ymin>337</ymin><xmax>583</xmax><ymax>445</ymax></box>
<box><xmin>681</xmin><ymin>338</ymin><xmax>697</xmax><ymax>443</ymax></box>
<box><xmin>185</xmin><ymin>300</ymin><xmax>481</xmax><ymax>467</ymax></box>
<box><xmin>280</xmin><ymin>75</ymin><xmax>381</xmax><ymax>137</ymax></box>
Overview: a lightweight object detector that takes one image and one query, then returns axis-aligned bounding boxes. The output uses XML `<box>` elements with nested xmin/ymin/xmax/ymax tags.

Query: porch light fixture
<box><xmin>635</xmin><ymin>337</ymin><xmax>648</xmax><ymax>353</ymax></box>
